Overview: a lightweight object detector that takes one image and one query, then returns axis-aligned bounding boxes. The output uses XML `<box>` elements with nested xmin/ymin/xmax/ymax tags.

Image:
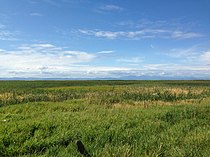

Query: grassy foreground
<box><xmin>0</xmin><ymin>80</ymin><xmax>209</xmax><ymax>156</ymax></box>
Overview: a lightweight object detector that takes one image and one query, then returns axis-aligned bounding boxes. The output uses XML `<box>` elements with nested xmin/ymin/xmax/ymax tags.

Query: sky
<box><xmin>0</xmin><ymin>0</ymin><xmax>210</xmax><ymax>79</ymax></box>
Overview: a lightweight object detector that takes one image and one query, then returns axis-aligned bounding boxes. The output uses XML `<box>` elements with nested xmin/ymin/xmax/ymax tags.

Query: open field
<box><xmin>0</xmin><ymin>80</ymin><xmax>210</xmax><ymax>156</ymax></box>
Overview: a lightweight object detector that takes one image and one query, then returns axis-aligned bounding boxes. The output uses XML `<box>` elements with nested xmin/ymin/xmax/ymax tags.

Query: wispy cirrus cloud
<box><xmin>171</xmin><ymin>31</ymin><xmax>202</xmax><ymax>39</ymax></box>
<box><xmin>78</xmin><ymin>29</ymin><xmax>202</xmax><ymax>40</ymax></box>
<box><xmin>117</xmin><ymin>18</ymin><xmax>196</xmax><ymax>30</ymax></box>
<box><xmin>97</xmin><ymin>50</ymin><xmax>115</xmax><ymax>54</ymax></box>
<box><xmin>158</xmin><ymin>45</ymin><xmax>210</xmax><ymax>73</ymax></box>
<box><xmin>167</xmin><ymin>47</ymin><xmax>200</xmax><ymax>59</ymax></box>
<box><xmin>164</xmin><ymin>45</ymin><xmax>210</xmax><ymax>63</ymax></box>
<box><xmin>78</xmin><ymin>18</ymin><xmax>202</xmax><ymax>40</ymax></box>
<box><xmin>99</xmin><ymin>4</ymin><xmax>124</xmax><ymax>11</ymax></box>
<box><xmin>94</xmin><ymin>4</ymin><xmax>124</xmax><ymax>13</ymax></box>
<box><xmin>0</xmin><ymin>23</ymin><xmax>17</xmax><ymax>41</ymax></box>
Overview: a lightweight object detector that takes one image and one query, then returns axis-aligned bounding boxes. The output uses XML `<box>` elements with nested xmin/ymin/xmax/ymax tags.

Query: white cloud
<box><xmin>0</xmin><ymin>44</ymin><xmax>96</xmax><ymax>77</ymax></box>
<box><xmin>143</xmin><ymin>63</ymin><xmax>210</xmax><ymax>71</ymax></box>
<box><xmin>171</xmin><ymin>31</ymin><xmax>202</xmax><ymax>39</ymax></box>
<box><xmin>78</xmin><ymin>18</ymin><xmax>202</xmax><ymax>40</ymax></box>
<box><xmin>99</xmin><ymin>5</ymin><xmax>124</xmax><ymax>11</ymax></box>
<box><xmin>78</xmin><ymin>29</ymin><xmax>202</xmax><ymax>40</ymax></box>
<box><xmin>0</xmin><ymin>23</ymin><xmax>17</xmax><ymax>40</ymax></box>
<box><xmin>97</xmin><ymin>50</ymin><xmax>115</xmax><ymax>54</ymax></box>
<box><xmin>0</xmin><ymin>30</ymin><xmax>16</xmax><ymax>40</ymax></box>
<box><xmin>78</xmin><ymin>29</ymin><xmax>145</xmax><ymax>39</ymax></box>
<box><xmin>31</xmin><ymin>44</ymin><xmax>55</xmax><ymax>48</ymax></box>
<box><xmin>121</xmin><ymin>18</ymin><xmax>197</xmax><ymax>30</ymax></box>
<box><xmin>200</xmin><ymin>51</ymin><xmax>210</xmax><ymax>62</ymax></box>
<box><xmin>167</xmin><ymin>47</ymin><xmax>199</xmax><ymax>59</ymax></box>
<box><xmin>164</xmin><ymin>46</ymin><xmax>210</xmax><ymax>65</ymax></box>
<box><xmin>143</xmin><ymin>64</ymin><xmax>169</xmax><ymax>70</ymax></box>
<box><xmin>1</xmin><ymin>44</ymin><xmax>210</xmax><ymax>79</ymax></box>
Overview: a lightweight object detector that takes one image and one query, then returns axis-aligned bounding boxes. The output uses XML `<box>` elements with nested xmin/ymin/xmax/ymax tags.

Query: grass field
<box><xmin>0</xmin><ymin>80</ymin><xmax>209</xmax><ymax>156</ymax></box>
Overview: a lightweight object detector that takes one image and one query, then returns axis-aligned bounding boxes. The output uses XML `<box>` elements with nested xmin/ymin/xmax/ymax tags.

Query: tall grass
<box><xmin>1</xmin><ymin>81</ymin><xmax>210</xmax><ymax>107</ymax></box>
<box><xmin>0</xmin><ymin>80</ymin><xmax>210</xmax><ymax>156</ymax></box>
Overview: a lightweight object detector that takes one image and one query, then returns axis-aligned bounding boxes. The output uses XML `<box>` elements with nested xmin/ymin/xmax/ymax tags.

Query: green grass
<box><xmin>0</xmin><ymin>80</ymin><xmax>210</xmax><ymax>156</ymax></box>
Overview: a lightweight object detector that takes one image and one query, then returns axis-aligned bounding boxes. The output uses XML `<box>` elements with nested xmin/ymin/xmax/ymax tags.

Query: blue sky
<box><xmin>0</xmin><ymin>0</ymin><xmax>210</xmax><ymax>79</ymax></box>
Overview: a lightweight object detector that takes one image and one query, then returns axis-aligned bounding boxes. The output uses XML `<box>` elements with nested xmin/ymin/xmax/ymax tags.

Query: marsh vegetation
<box><xmin>0</xmin><ymin>80</ymin><xmax>209</xmax><ymax>156</ymax></box>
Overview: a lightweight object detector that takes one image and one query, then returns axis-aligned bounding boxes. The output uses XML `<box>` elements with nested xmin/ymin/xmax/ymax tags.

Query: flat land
<box><xmin>0</xmin><ymin>80</ymin><xmax>209</xmax><ymax>156</ymax></box>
